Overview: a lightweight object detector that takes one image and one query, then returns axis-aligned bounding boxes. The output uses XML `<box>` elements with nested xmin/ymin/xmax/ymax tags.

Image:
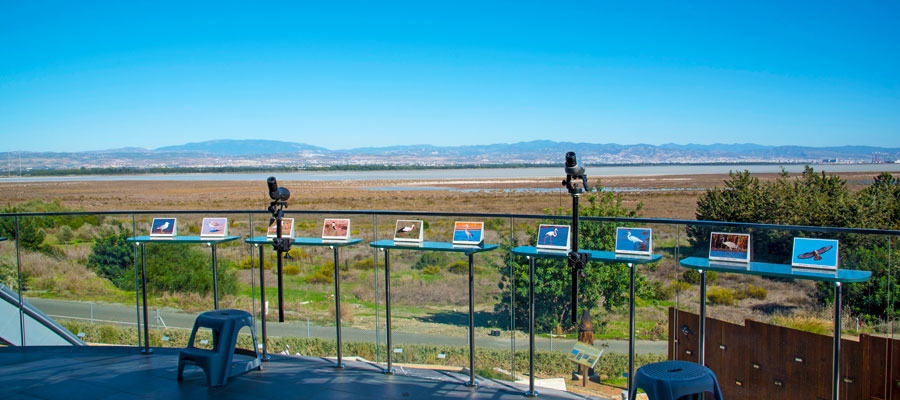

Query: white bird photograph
<box><xmin>151</xmin><ymin>218</ymin><xmax>176</xmax><ymax>235</ymax></box>
<box><xmin>536</xmin><ymin>224</ymin><xmax>569</xmax><ymax>250</ymax></box>
<box><xmin>615</xmin><ymin>227</ymin><xmax>652</xmax><ymax>254</ymax></box>
<box><xmin>708</xmin><ymin>232</ymin><xmax>751</xmax><ymax>263</ymax></box>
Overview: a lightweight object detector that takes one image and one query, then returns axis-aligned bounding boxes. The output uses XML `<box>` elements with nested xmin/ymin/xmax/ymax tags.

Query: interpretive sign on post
<box><xmin>568</xmin><ymin>342</ymin><xmax>603</xmax><ymax>368</ymax></box>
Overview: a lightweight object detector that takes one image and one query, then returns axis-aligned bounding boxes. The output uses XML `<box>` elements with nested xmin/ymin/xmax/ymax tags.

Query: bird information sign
<box><xmin>452</xmin><ymin>221</ymin><xmax>484</xmax><ymax>246</ymax></box>
<box><xmin>322</xmin><ymin>218</ymin><xmax>351</xmax><ymax>241</ymax></box>
<box><xmin>200</xmin><ymin>217</ymin><xmax>228</xmax><ymax>239</ymax></box>
<box><xmin>266</xmin><ymin>218</ymin><xmax>294</xmax><ymax>239</ymax></box>
<box><xmin>708</xmin><ymin>232</ymin><xmax>750</xmax><ymax>263</ymax></box>
<box><xmin>615</xmin><ymin>227</ymin><xmax>652</xmax><ymax>256</ymax></box>
<box><xmin>393</xmin><ymin>220</ymin><xmax>424</xmax><ymax>243</ymax></box>
<box><xmin>792</xmin><ymin>237</ymin><xmax>839</xmax><ymax>270</ymax></box>
<box><xmin>150</xmin><ymin>218</ymin><xmax>177</xmax><ymax>239</ymax></box>
<box><xmin>536</xmin><ymin>224</ymin><xmax>570</xmax><ymax>251</ymax></box>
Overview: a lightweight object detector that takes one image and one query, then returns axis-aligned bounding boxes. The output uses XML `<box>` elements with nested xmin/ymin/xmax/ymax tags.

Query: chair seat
<box><xmin>177</xmin><ymin>309</ymin><xmax>261</xmax><ymax>387</ymax></box>
<box><xmin>628</xmin><ymin>360</ymin><xmax>723</xmax><ymax>400</ymax></box>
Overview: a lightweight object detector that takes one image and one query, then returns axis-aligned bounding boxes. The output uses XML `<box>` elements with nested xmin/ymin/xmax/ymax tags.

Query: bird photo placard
<box><xmin>615</xmin><ymin>227</ymin><xmax>652</xmax><ymax>256</ymax></box>
<box><xmin>791</xmin><ymin>237</ymin><xmax>839</xmax><ymax>270</ymax></box>
<box><xmin>267</xmin><ymin>218</ymin><xmax>294</xmax><ymax>238</ymax></box>
<box><xmin>322</xmin><ymin>218</ymin><xmax>351</xmax><ymax>241</ymax></box>
<box><xmin>708</xmin><ymin>232</ymin><xmax>750</xmax><ymax>263</ymax></box>
<box><xmin>536</xmin><ymin>224</ymin><xmax>570</xmax><ymax>251</ymax></box>
<box><xmin>200</xmin><ymin>217</ymin><xmax>228</xmax><ymax>239</ymax></box>
<box><xmin>149</xmin><ymin>218</ymin><xmax>177</xmax><ymax>239</ymax></box>
<box><xmin>394</xmin><ymin>220</ymin><xmax>424</xmax><ymax>243</ymax></box>
<box><xmin>452</xmin><ymin>221</ymin><xmax>484</xmax><ymax>246</ymax></box>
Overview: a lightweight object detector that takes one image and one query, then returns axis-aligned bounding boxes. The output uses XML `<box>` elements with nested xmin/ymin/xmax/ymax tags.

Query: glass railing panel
<box><xmin>883</xmin><ymin>235</ymin><xmax>900</xmax><ymax>393</ymax></box>
<box><xmin>3</xmin><ymin>208</ymin><xmax>898</xmax><ymax>399</ymax></box>
<box><xmin>0</xmin><ymin>212</ymin><xmax>137</xmax><ymax>347</ymax></box>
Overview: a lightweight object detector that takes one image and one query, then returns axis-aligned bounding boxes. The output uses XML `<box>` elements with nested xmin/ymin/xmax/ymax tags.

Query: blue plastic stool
<box><xmin>177</xmin><ymin>309</ymin><xmax>261</xmax><ymax>387</ymax></box>
<box><xmin>628</xmin><ymin>360</ymin><xmax>723</xmax><ymax>400</ymax></box>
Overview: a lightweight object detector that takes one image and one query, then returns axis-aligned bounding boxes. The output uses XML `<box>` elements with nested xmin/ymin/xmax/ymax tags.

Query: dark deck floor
<box><xmin>0</xmin><ymin>346</ymin><xmax>607</xmax><ymax>400</ymax></box>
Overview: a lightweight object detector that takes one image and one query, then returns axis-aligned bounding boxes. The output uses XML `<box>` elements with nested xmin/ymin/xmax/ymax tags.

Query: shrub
<box><xmin>681</xmin><ymin>269</ymin><xmax>717</xmax><ymax>285</ymax></box>
<box><xmin>421</xmin><ymin>265</ymin><xmax>441</xmax><ymax>275</ymax></box>
<box><xmin>446</xmin><ymin>259</ymin><xmax>468</xmax><ymax>274</ymax></box>
<box><xmin>57</xmin><ymin>225</ymin><xmax>75</xmax><ymax>245</ymax></box>
<box><xmin>671</xmin><ymin>280</ymin><xmax>693</xmax><ymax>293</ymax></box>
<box><xmin>75</xmin><ymin>224</ymin><xmax>98</xmax><ymax>242</ymax></box>
<box><xmin>650</xmin><ymin>281</ymin><xmax>675</xmax><ymax>301</ymax></box>
<box><xmin>706</xmin><ymin>286</ymin><xmax>735</xmax><ymax>306</ymax></box>
<box><xmin>733</xmin><ymin>283</ymin><xmax>767</xmax><ymax>301</ymax></box>
<box><xmin>284</xmin><ymin>265</ymin><xmax>301</xmax><ymax>275</ymax></box>
<box><xmin>743</xmin><ymin>284</ymin><xmax>767</xmax><ymax>300</ymax></box>
<box><xmin>329</xmin><ymin>302</ymin><xmax>354</xmax><ymax>323</ymax></box>
<box><xmin>413</xmin><ymin>252</ymin><xmax>449</xmax><ymax>270</ymax></box>
<box><xmin>350</xmin><ymin>257</ymin><xmax>383</xmax><ymax>270</ymax></box>
<box><xmin>144</xmin><ymin>242</ymin><xmax>239</xmax><ymax>296</ymax></box>
<box><xmin>306</xmin><ymin>262</ymin><xmax>334</xmax><ymax>284</ymax></box>
<box><xmin>286</xmin><ymin>248</ymin><xmax>308</xmax><ymax>262</ymax></box>
<box><xmin>87</xmin><ymin>228</ymin><xmax>134</xmax><ymax>290</ymax></box>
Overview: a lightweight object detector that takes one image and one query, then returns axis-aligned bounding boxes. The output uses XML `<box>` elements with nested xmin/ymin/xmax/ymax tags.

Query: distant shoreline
<box><xmin>3</xmin><ymin>163</ymin><xmax>899</xmax><ymax>183</ymax></box>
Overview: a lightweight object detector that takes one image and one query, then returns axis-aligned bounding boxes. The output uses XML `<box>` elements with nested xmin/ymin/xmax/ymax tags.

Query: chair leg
<box><xmin>176</xmin><ymin>360</ymin><xmax>185</xmax><ymax>381</ymax></box>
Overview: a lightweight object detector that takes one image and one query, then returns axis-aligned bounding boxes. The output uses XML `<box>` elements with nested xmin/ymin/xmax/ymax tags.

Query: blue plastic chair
<box><xmin>177</xmin><ymin>309</ymin><xmax>262</xmax><ymax>387</ymax></box>
<box><xmin>628</xmin><ymin>360</ymin><xmax>723</xmax><ymax>400</ymax></box>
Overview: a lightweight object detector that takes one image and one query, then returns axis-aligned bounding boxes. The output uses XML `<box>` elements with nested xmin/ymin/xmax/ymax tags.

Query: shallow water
<box><xmin>3</xmin><ymin>163</ymin><xmax>898</xmax><ymax>183</ymax></box>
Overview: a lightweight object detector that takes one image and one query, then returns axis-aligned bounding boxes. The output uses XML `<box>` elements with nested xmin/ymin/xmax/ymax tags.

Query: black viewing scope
<box><xmin>564</xmin><ymin>151</ymin><xmax>585</xmax><ymax>177</ymax></box>
<box><xmin>267</xmin><ymin>176</ymin><xmax>290</xmax><ymax>201</ymax></box>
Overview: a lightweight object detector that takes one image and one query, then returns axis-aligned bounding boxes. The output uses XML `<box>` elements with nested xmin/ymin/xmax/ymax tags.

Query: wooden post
<box><xmin>578</xmin><ymin>309</ymin><xmax>594</xmax><ymax>387</ymax></box>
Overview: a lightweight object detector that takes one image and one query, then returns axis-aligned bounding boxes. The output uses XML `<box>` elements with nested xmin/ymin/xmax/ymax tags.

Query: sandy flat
<box><xmin>0</xmin><ymin>171</ymin><xmax>880</xmax><ymax>220</ymax></box>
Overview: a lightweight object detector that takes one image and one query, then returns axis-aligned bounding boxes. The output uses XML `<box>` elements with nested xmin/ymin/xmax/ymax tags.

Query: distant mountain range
<box><xmin>6</xmin><ymin>140</ymin><xmax>900</xmax><ymax>172</ymax></box>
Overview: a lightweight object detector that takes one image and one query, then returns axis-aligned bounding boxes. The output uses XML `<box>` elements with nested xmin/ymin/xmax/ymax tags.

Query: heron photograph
<box><xmin>709</xmin><ymin>232</ymin><xmax>751</xmax><ymax>263</ymax></box>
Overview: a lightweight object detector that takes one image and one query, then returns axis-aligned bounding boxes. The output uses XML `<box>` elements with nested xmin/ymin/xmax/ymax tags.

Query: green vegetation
<box><xmin>690</xmin><ymin>167</ymin><xmax>900</xmax><ymax>322</ymax></box>
<box><xmin>493</xmin><ymin>183</ymin><xmax>657</xmax><ymax>333</ymax></box>
<box><xmin>59</xmin><ymin>319</ymin><xmax>666</xmax><ymax>383</ymax></box>
<box><xmin>2</xmin><ymin>168</ymin><xmax>898</xmax><ymax>349</ymax></box>
<box><xmin>87</xmin><ymin>227</ymin><xmax>134</xmax><ymax>290</ymax></box>
<box><xmin>706</xmin><ymin>286</ymin><xmax>735</xmax><ymax>306</ymax></box>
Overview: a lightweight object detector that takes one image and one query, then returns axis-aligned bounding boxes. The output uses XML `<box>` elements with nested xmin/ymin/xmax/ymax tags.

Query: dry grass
<box><xmin>15</xmin><ymin>251</ymin><xmax>120</xmax><ymax>299</ymax></box>
<box><xmin>1</xmin><ymin>170</ymin><xmax>883</xmax><ymax>338</ymax></box>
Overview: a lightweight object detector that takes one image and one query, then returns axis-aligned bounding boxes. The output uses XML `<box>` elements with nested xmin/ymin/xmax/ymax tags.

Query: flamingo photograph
<box><xmin>615</xmin><ymin>227</ymin><xmax>652</xmax><ymax>255</ymax></box>
<box><xmin>536</xmin><ymin>224</ymin><xmax>570</xmax><ymax>251</ymax></box>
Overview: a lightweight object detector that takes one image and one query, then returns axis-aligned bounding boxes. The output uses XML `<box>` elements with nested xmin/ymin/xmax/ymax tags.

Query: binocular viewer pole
<box><xmin>562</xmin><ymin>152</ymin><xmax>590</xmax><ymax>325</ymax></box>
<box><xmin>267</xmin><ymin>176</ymin><xmax>292</xmax><ymax>323</ymax></box>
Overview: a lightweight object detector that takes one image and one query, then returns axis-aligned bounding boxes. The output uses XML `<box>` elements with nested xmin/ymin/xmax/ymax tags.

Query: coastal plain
<box><xmin>0</xmin><ymin>171</ymin><xmax>881</xmax><ymax>219</ymax></box>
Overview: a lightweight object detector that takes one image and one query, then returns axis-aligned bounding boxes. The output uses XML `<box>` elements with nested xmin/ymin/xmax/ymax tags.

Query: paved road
<box><xmin>27</xmin><ymin>298</ymin><xmax>668</xmax><ymax>355</ymax></box>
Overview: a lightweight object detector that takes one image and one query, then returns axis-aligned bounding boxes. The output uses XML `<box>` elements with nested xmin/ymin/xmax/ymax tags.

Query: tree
<box><xmin>413</xmin><ymin>252</ymin><xmax>450</xmax><ymax>271</ymax></box>
<box><xmin>853</xmin><ymin>172</ymin><xmax>900</xmax><ymax>230</ymax></box>
<box><xmin>57</xmin><ymin>225</ymin><xmax>75</xmax><ymax>245</ymax></box>
<box><xmin>690</xmin><ymin>168</ymin><xmax>899</xmax><ymax>322</ymax></box>
<box><xmin>494</xmin><ymin>183</ymin><xmax>644</xmax><ymax>332</ymax></box>
<box><xmin>144</xmin><ymin>243</ymin><xmax>239</xmax><ymax>296</ymax></box>
<box><xmin>87</xmin><ymin>228</ymin><xmax>134</xmax><ymax>290</ymax></box>
<box><xmin>87</xmin><ymin>227</ymin><xmax>239</xmax><ymax>296</ymax></box>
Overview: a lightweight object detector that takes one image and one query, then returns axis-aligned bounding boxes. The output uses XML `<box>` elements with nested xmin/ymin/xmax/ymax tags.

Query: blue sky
<box><xmin>2</xmin><ymin>1</ymin><xmax>898</xmax><ymax>152</ymax></box>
